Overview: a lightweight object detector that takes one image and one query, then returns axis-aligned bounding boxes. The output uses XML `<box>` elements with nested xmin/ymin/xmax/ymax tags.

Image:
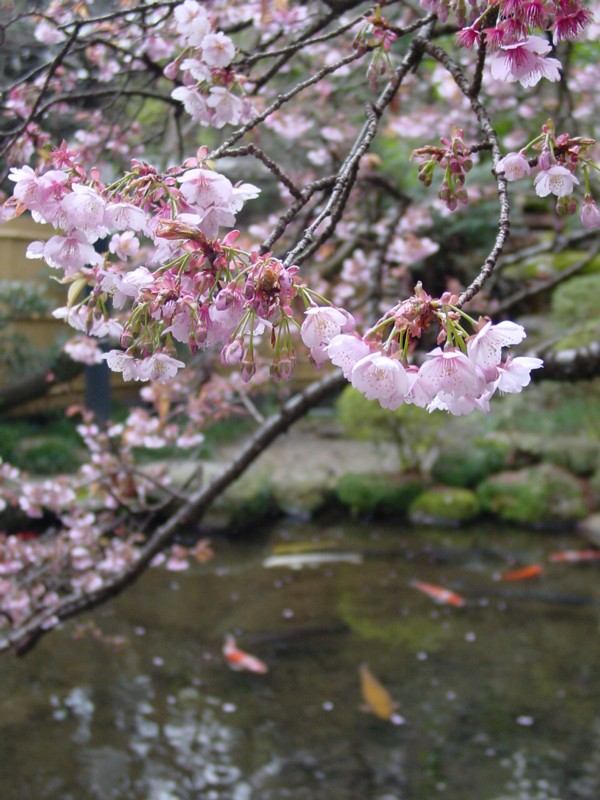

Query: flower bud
<box><xmin>538</xmin><ymin>148</ymin><xmax>552</xmax><ymax>171</ymax></box>
<box><xmin>581</xmin><ymin>196</ymin><xmax>600</xmax><ymax>229</ymax></box>
<box><xmin>221</xmin><ymin>340</ymin><xmax>244</xmax><ymax>366</ymax></box>
<box><xmin>439</xmin><ymin>182</ymin><xmax>451</xmax><ymax>201</ymax></box>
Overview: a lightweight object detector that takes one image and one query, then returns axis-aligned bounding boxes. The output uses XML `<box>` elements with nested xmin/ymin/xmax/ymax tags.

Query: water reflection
<box><xmin>0</xmin><ymin>520</ymin><xmax>599</xmax><ymax>799</ymax></box>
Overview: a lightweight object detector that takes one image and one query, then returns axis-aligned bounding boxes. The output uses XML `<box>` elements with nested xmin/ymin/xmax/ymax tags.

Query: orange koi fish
<box><xmin>409</xmin><ymin>580</ymin><xmax>465</xmax><ymax>607</ymax></box>
<box><xmin>548</xmin><ymin>549</ymin><xmax>600</xmax><ymax>563</ymax></box>
<box><xmin>359</xmin><ymin>664</ymin><xmax>397</xmax><ymax>721</ymax></box>
<box><xmin>501</xmin><ymin>564</ymin><xmax>544</xmax><ymax>581</ymax></box>
<box><xmin>223</xmin><ymin>635</ymin><xmax>268</xmax><ymax>674</ymax></box>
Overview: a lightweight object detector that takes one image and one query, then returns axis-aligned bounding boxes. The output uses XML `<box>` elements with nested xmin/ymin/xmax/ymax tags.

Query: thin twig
<box><xmin>419</xmin><ymin>40</ymin><xmax>511</xmax><ymax>309</ymax></box>
<box><xmin>214</xmin><ymin>143</ymin><xmax>303</xmax><ymax>199</ymax></box>
<box><xmin>207</xmin><ymin>49</ymin><xmax>369</xmax><ymax>161</ymax></box>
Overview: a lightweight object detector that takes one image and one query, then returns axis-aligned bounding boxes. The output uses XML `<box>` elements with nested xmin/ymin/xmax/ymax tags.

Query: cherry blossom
<box><xmin>326</xmin><ymin>334</ymin><xmax>371</xmax><ymax>379</ymax></box>
<box><xmin>495</xmin><ymin>356</ymin><xmax>544</xmax><ymax>393</ymax></box>
<box><xmin>27</xmin><ymin>232</ymin><xmax>103</xmax><ymax>275</ymax></box>
<box><xmin>467</xmin><ymin>321</ymin><xmax>527</xmax><ymax>371</ymax></box>
<box><xmin>301</xmin><ymin>307</ymin><xmax>355</xmax><ymax>366</ymax></box>
<box><xmin>496</xmin><ymin>152</ymin><xmax>531</xmax><ymax>181</ymax></box>
<box><xmin>534</xmin><ymin>165</ymin><xmax>580</xmax><ymax>197</ymax></box>
<box><xmin>351</xmin><ymin>353</ymin><xmax>410</xmax><ymax>410</ymax></box>
<box><xmin>201</xmin><ymin>32</ymin><xmax>236</xmax><ymax>68</ymax></box>
<box><xmin>418</xmin><ymin>349</ymin><xmax>484</xmax><ymax>401</ymax></box>
<box><xmin>490</xmin><ymin>36</ymin><xmax>562</xmax><ymax>88</ymax></box>
<box><xmin>64</xmin><ymin>337</ymin><xmax>104</xmax><ymax>365</ymax></box>
<box><xmin>108</xmin><ymin>231</ymin><xmax>140</xmax><ymax>260</ymax></box>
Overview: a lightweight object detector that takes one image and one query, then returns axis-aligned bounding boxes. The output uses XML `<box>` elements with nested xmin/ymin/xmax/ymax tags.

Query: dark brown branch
<box><xmin>3</xmin><ymin>369</ymin><xmax>347</xmax><ymax>656</ymax></box>
<box><xmin>214</xmin><ymin>143</ymin><xmax>303</xmax><ymax>199</ymax></box>
<box><xmin>207</xmin><ymin>49</ymin><xmax>369</xmax><ymax>161</ymax></box>
<box><xmin>259</xmin><ymin>175</ymin><xmax>337</xmax><ymax>255</ymax></box>
<box><xmin>0</xmin><ymin>353</ymin><xmax>83</xmax><ymax>414</ymax></box>
<box><xmin>238</xmin><ymin>12</ymin><xmax>365</xmax><ymax>69</ymax></box>
<box><xmin>250</xmin><ymin>5</ymin><xmax>358</xmax><ymax>93</ymax></box>
<box><xmin>419</xmin><ymin>40</ymin><xmax>511</xmax><ymax>310</ymax></box>
<box><xmin>283</xmin><ymin>18</ymin><xmax>436</xmax><ymax>268</ymax></box>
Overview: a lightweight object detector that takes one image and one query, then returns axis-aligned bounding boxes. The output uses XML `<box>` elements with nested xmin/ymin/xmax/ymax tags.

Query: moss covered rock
<box><xmin>408</xmin><ymin>487</ymin><xmax>480</xmax><ymax>525</ymax></box>
<box><xmin>431</xmin><ymin>439</ymin><xmax>511</xmax><ymax>488</ymax></box>
<box><xmin>477</xmin><ymin>464</ymin><xmax>588</xmax><ymax>527</ymax></box>
<box><xmin>538</xmin><ymin>438</ymin><xmax>599</xmax><ymax>477</ymax></box>
<box><xmin>335</xmin><ymin>472</ymin><xmax>423</xmax><ymax>518</ymax></box>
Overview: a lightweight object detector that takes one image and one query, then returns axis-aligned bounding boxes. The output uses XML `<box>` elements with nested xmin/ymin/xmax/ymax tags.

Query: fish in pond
<box><xmin>500</xmin><ymin>564</ymin><xmax>544</xmax><ymax>581</ymax></box>
<box><xmin>223</xmin><ymin>635</ymin><xmax>268</xmax><ymax>674</ymax></box>
<box><xmin>548</xmin><ymin>549</ymin><xmax>600</xmax><ymax>563</ymax></box>
<box><xmin>359</xmin><ymin>664</ymin><xmax>402</xmax><ymax>723</ymax></box>
<box><xmin>409</xmin><ymin>579</ymin><xmax>465</xmax><ymax>607</ymax></box>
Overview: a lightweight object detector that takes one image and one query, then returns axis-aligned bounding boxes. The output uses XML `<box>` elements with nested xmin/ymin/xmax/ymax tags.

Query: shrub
<box><xmin>408</xmin><ymin>487</ymin><xmax>480</xmax><ymax>525</ymax></box>
<box><xmin>335</xmin><ymin>472</ymin><xmax>424</xmax><ymax>518</ymax></box>
<box><xmin>477</xmin><ymin>464</ymin><xmax>588</xmax><ymax>527</ymax></box>
<box><xmin>430</xmin><ymin>438</ymin><xmax>511</xmax><ymax>487</ymax></box>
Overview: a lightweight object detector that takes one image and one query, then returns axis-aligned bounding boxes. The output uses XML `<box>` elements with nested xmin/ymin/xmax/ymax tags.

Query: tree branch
<box><xmin>3</xmin><ymin>369</ymin><xmax>347</xmax><ymax>656</ymax></box>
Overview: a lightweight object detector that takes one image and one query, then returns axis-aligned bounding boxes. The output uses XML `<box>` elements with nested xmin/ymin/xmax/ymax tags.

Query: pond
<box><xmin>1</xmin><ymin>520</ymin><xmax>599</xmax><ymax>800</ymax></box>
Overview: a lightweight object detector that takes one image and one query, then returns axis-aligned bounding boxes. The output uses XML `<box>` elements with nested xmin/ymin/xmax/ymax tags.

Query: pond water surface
<box><xmin>1</xmin><ymin>520</ymin><xmax>600</xmax><ymax>800</ymax></box>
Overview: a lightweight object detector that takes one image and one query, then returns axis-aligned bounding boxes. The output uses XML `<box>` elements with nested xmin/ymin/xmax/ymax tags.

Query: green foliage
<box><xmin>408</xmin><ymin>487</ymin><xmax>480</xmax><ymax>525</ymax></box>
<box><xmin>551</xmin><ymin>274</ymin><xmax>600</xmax><ymax>327</ymax></box>
<box><xmin>0</xmin><ymin>415</ymin><xmax>83</xmax><ymax>473</ymax></box>
<box><xmin>430</xmin><ymin>438</ymin><xmax>511</xmax><ymax>487</ymax></box>
<box><xmin>485</xmin><ymin>380</ymin><xmax>600</xmax><ymax>439</ymax></box>
<box><xmin>17</xmin><ymin>436</ymin><xmax>82</xmax><ymax>474</ymax></box>
<box><xmin>0</xmin><ymin>280</ymin><xmax>59</xmax><ymax>380</ymax></box>
<box><xmin>0</xmin><ymin>420</ymin><xmax>37</xmax><ymax>463</ymax></box>
<box><xmin>336</xmin><ymin>386</ymin><xmax>443</xmax><ymax>472</ymax></box>
<box><xmin>477</xmin><ymin>464</ymin><xmax>588</xmax><ymax>526</ymax></box>
<box><xmin>0</xmin><ymin>279</ymin><xmax>53</xmax><ymax>322</ymax></box>
<box><xmin>335</xmin><ymin>472</ymin><xmax>424</xmax><ymax>518</ymax></box>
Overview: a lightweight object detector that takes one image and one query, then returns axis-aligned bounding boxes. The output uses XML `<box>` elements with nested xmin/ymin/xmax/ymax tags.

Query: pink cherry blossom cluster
<box><xmin>166</xmin><ymin>0</ymin><xmax>254</xmax><ymax>129</ymax></box>
<box><xmin>446</xmin><ymin>1</ymin><xmax>593</xmax><ymax>89</ymax></box>
<box><xmin>412</xmin><ymin>128</ymin><xmax>474</xmax><ymax>212</ymax></box>
<box><xmin>301</xmin><ymin>289</ymin><xmax>543</xmax><ymax>416</ymax></box>
<box><xmin>4</xmin><ymin>149</ymin><xmax>306</xmax><ymax>383</ymax></box>
<box><xmin>496</xmin><ymin>120</ymin><xmax>600</xmax><ymax>228</ymax></box>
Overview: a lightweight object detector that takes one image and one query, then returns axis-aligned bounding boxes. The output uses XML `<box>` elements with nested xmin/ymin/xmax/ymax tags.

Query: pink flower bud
<box><xmin>163</xmin><ymin>59</ymin><xmax>179</xmax><ymax>80</ymax></box>
<box><xmin>581</xmin><ymin>196</ymin><xmax>600</xmax><ymax>229</ymax></box>
<box><xmin>221</xmin><ymin>340</ymin><xmax>244</xmax><ymax>366</ymax></box>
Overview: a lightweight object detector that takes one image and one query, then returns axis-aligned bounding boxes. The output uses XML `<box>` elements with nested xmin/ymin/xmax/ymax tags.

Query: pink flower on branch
<box><xmin>418</xmin><ymin>348</ymin><xmax>484</xmax><ymax>400</ymax></box>
<box><xmin>496</xmin><ymin>152</ymin><xmax>531</xmax><ymax>181</ymax></box>
<box><xmin>327</xmin><ymin>334</ymin><xmax>370</xmax><ymax>379</ymax></box>
<box><xmin>351</xmin><ymin>353</ymin><xmax>410</xmax><ymax>410</ymax></box>
<box><xmin>534</xmin><ymin>165</ymin><xmax>580</xmax><ymax>197</ymax></box>
<box><xmin>490</xmin><ymin>36</ymin><xmax>561</xmax><ymax>88</ymax></box>
<box><xmin>467</xmin><ymin>321</ymin><xmax>527</xmax><ymax>370</ymax></box>
<box><xmin>301</xmin><ymin>306</ymin><xmax>355</xmax><ymax>367</ymax></box>
<box><xmin>495</xmin><ymin>356</ymin><xmax>544</xmax><ymax>393</ymax></box>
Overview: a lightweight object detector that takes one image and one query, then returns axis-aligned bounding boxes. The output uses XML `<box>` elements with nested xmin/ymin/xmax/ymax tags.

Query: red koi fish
<box><xmin>223</xmin><ymin>635</ymin><xmax>268</xmax><ymax>674</ymax></box>
<box><xmin>548</xmin><ymin>549</ymin><xmax>600</xmax><ymax>563</ymax></box>
<box><xmin>409</xmin><ymin>580</ymin><xmax>465</xmax><ymax>607</ymax></box>
<box><xmin>501</xmin><ymin>564</ymin><xmax>544</xmax><ymax>581</ymax></box>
